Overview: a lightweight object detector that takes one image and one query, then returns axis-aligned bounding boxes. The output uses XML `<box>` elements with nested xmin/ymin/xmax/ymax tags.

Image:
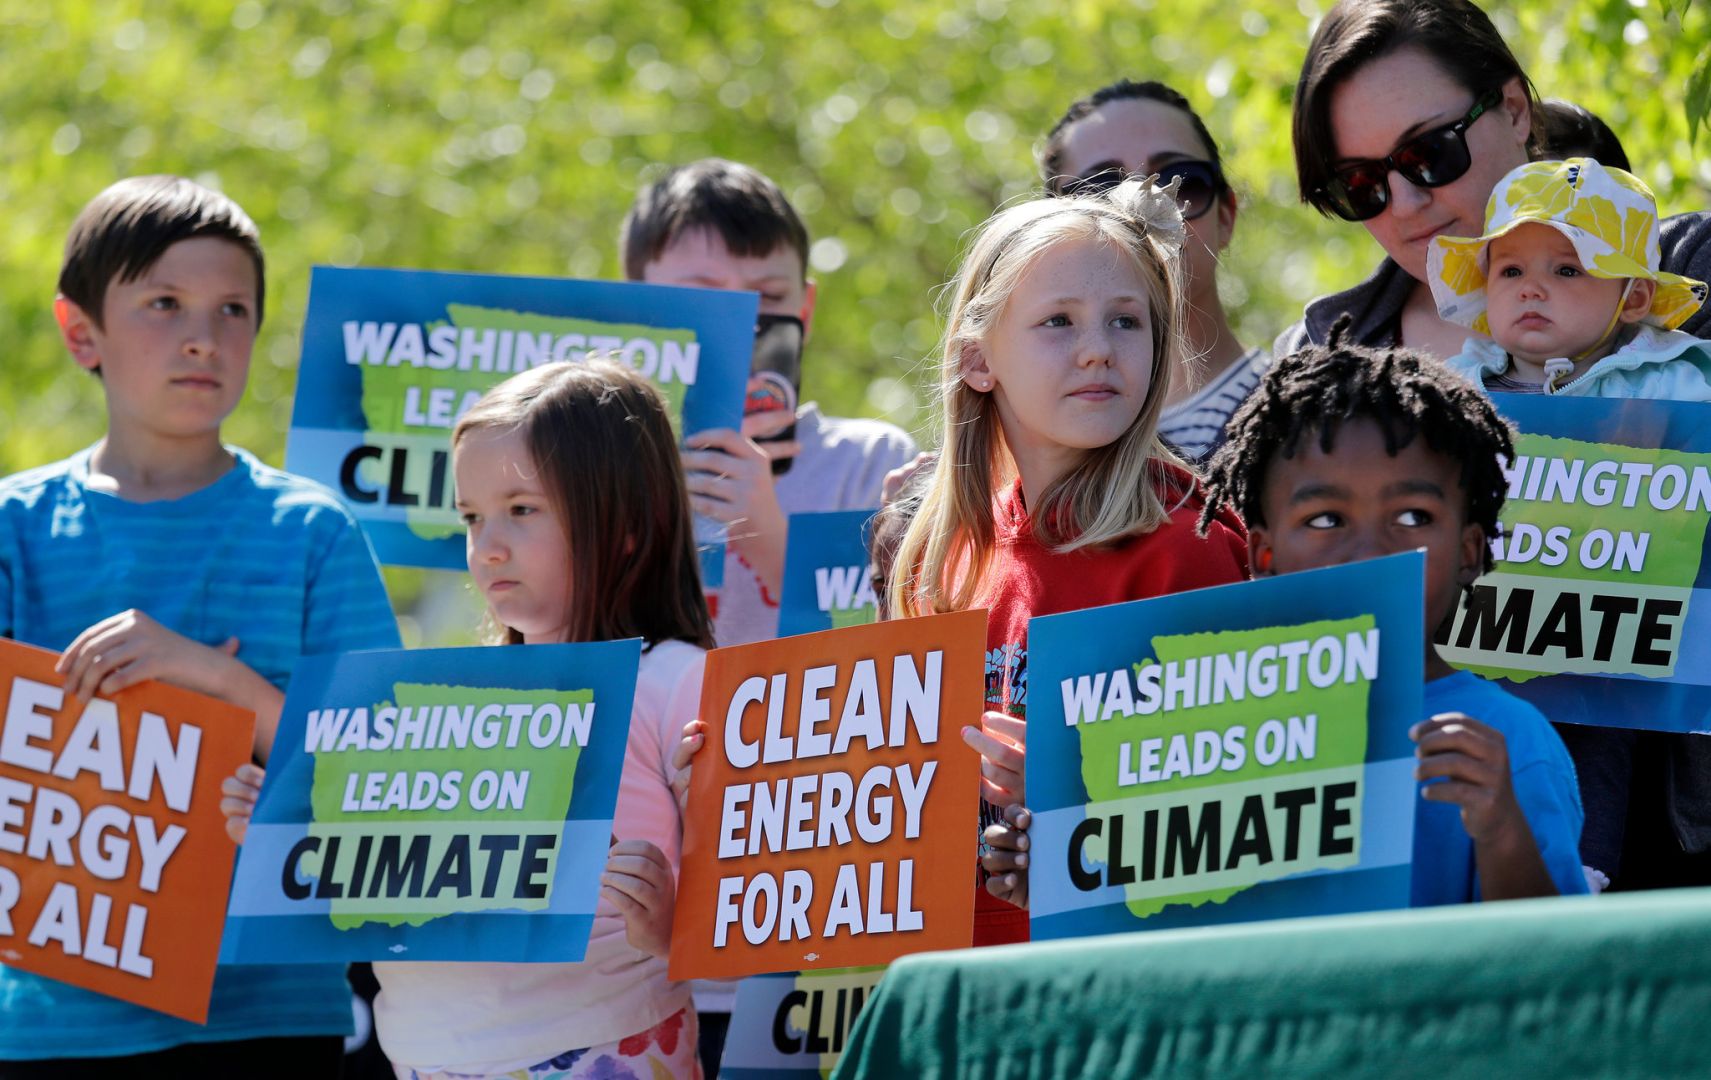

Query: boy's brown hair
<box><xmin>620</xmin><ymin>158</ymin><xmax>809</xmax><ymax>281</ymax></box>
<box><xmin>59</xmin><ymin>175</ymin><xmax>266</xmax><ymax>329</ymax></box>
<box><xmin>452</xmin><ymin>358</ymin><xmax>715</xmax><ymax>650</ymax></box>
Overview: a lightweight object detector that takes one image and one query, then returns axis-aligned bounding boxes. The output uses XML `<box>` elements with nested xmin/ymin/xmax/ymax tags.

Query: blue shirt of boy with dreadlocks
<box><xmin>1198</xmin><ymin>317</ymin><xmax>1589</xmax><ymax>902</ymax></box>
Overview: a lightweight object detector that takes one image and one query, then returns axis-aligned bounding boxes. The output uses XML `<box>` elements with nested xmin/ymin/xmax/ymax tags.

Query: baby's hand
<box><xmin>1412</xmin><ymin>712</ymin><xmax>1522</xmax><ymax>842</ymax></box>
<box><xmin>981</xmin><ymin>804</ymin><xmax>1032</xmax><ymax>910</ymax></box>
<box><xmin>961</xmin><ymin>711</ymin><xmax>1025</xmax><ymax>809</ymax></box>
<box><xmin>220</xmin><ymin>763</ymin><xmax>265</xmax><ymax>844</ymax></box>
<box><xmin>603</xmin><ymin>839</ymin><xmax>676</xmax><ymax>958</ymax></box>
<box><xmin>670</xmin><ymin>719</ymin><xmax>707</xmax><ymax>812</ymax></box>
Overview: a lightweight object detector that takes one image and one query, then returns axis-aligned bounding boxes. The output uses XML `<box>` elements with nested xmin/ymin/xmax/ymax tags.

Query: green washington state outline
<box><xmin>1452</xmin><ymin>432</ymin><xmax>1711</xmax><ymax>683</ymax></box>
<box><xmin>788</xmin><ymin>965</ymin><xmax>886</xmax><ymax>1078</ymax></box>
<box><xmin>1075</xmin><ymin>615</ymin><xmax>1373</xmax><ymax>920</ymax></box>
<box><xmin>305</xmin><ymin>682</ymin><xmax>591</xmax><ymax>929</ymax></box>
<box><xmin>352</xmin><ymin>304</ymin><xmax>699</xmax><ymax>541</ymax></box>
<box><xmin>829</xmin><ymin>603</ymin><xmax>878</xmax><ymax>630</ymax></box>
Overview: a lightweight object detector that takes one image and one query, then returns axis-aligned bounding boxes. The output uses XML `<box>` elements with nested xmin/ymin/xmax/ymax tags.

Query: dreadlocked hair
<box><xmin>1200</xmin><ymin>315</ymin><xmax>1514</xmax><ymax>586</ymax></box>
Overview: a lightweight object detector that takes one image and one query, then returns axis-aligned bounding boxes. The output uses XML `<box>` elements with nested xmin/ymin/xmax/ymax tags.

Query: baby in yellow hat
<box><xmin>1428</xmin><ymin>157</ymin><xmax>1711</xmax><ymax>397</ymax></box>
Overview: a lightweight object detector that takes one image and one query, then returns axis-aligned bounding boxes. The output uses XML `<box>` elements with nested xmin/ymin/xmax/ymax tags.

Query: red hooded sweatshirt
<box><xmin>973</xmin><ymin>462</ymin><xmax>1250</xmax><ymax>946</ymax></box>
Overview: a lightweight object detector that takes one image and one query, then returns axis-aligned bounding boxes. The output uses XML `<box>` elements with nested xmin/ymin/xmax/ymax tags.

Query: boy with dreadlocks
<box><xmin>1200</xmin><ymin>319</ymin><xmax>1589</xmax><ymax>902</ymax></box>
<box><xmin>980</xmin><ymin>320</ymin><xmax>1589</xmax><ymax>909</ymax></box>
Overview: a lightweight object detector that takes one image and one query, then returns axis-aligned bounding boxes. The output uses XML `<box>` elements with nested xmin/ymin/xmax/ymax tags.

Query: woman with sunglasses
<box><xmin>1041</xmin><ymin>79</ymin><xmax>1266</xmax><ymax>462</ymax></box>
<box><xmin>1277</xmin><ymin>0</ymin><xmax>1711</xmax><ymax>361</ymax></box>
<box><xmin>1278</xmin><ymin>0</ymin><xmax>1711</xmax><ymax>900</ymax></box>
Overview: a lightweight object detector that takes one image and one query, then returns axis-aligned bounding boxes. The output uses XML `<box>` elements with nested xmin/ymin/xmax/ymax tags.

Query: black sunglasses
<box><xmin>1063</xmin><ymin>159</ymin><xmax>1226</xmax><ymax>221</ymax></box>
<box><xmin>1318</xmin><ymin>88</ymin><xmax>1504</xmax><ymax>222</ymax></box>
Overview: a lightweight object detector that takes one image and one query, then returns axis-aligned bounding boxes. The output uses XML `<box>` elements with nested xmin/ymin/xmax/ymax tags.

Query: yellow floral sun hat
<box><xmin>1426</xmin><ymin>157</ymin><xmax>1708</xmax><ymax>335</ymax></box>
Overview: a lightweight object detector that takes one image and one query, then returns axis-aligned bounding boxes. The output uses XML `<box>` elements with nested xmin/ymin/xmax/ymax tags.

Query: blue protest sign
<box><xmin>221</xmin><ymin>639</ymin><xmax>640</xmax><ymax>963</ymax></box>
<box><xmin>1441</xmin><ymin>395</ymin><xmax>1711</xmax><ymax>733</ymax></box>
<box><xmin>776</xmin><ymin>510</ymin><xmax>880</xmax><ymax>637</ymax></box>
<box><xmin>1026</xmin><ymin>553</ymin><xmax>1424</xmax><ymax>940</ymax></box>
<box><xmin>284</xmin><ymin>266</ymin><xmax>756</xmax><ymax>579</ymax></box>
<box><xmin>718</xmin><ymin>967</ymin><xmax>886</xmax><ymax>1079</ymax></box>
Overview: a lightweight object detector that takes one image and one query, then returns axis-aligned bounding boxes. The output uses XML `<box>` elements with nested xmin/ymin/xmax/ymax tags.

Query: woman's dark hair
<box><xmin>1537</xmin><ymin>99</ymin><xmax>1631</xmax><ymax>172</ymax></box>
<box><xmin>1200</xmin><ymin>315</ymin><xmax>1513</xmax><ymax>588</ymax></box>
<box><xmin>453</xmin><ymin>358</ymin><xmax>715</xmax><ymax>650</ymax></box>
<box><xmin>1040</xmin><ymin>79</ymin><xmax>1227</xmax><ymax>197</ymax></box>
<box><xmin>1293</xmin><ymin>0</ymin><xmax>1541</xmax><ymax>213</ymax></box>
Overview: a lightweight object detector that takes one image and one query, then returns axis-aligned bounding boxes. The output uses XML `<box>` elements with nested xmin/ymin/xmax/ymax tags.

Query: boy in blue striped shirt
<box><xmin>0</xmin><ymin>176</ymin><xmax>400</xmax><ymax>1074</ymax></box>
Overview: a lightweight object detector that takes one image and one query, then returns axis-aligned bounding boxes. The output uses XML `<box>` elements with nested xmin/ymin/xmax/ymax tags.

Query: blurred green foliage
<box><xmin>1</xmin><ymin>0</ymin><xmax>1705</xmax><ymax>638</ymax></box>
<box><xmin>4</xmin><ymin>0</ymin><xmax>1708</xmax><ymax>462</ymax></box>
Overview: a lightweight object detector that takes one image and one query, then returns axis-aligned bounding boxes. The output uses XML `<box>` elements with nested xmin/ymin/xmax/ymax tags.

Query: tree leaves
<box><xmin>1</xmin><ymin>0</ymin><xmax>1705</xmax><ymax>488</ymax></box>
<box><xmin>1689</xmin><ymin>46</ymin><xmax>1711</xmax><ymax>147</ymax></box>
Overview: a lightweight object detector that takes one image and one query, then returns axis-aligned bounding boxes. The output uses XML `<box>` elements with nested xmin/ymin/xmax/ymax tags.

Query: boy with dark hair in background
<box><xmin>622</xmin><ymin>158</ymin><xmax>917</xmax><ymax>649</ymax></box>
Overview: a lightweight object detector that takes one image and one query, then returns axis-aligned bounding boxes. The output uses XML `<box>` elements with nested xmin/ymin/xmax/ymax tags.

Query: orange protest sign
<box><xmin>670</xmin><ymin>610</ymin><xmax>984</xmax><ymax>981</ymax></box>
<box><xmin>0</xmin><ymin>638</ymin><xmax>254</xmax><ymax>1023</ymax></box>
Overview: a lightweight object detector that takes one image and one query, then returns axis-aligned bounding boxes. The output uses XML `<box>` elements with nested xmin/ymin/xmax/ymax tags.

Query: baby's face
<box><xmin>1485</xmin><ymin>223</ymin><xmax>1629</xmax><ymax>364</ymax></box>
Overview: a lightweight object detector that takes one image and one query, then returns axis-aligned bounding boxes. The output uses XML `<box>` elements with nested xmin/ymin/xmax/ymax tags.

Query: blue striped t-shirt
<box><xmin>0</xmin><ymin>445</ymin><xmax>401</xmax><ymax>1059</ymax></box>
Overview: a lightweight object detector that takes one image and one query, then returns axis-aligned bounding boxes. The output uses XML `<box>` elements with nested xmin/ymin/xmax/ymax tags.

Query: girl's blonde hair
<box><xmin>889</xmin><ymin>177</ymin><xmax>1191</xmax><ymax>618</ymax></box>
<box><xmin>452</xmin><ymin>358</ymin><xmax>715</xmax><ymax>649</ymax></box>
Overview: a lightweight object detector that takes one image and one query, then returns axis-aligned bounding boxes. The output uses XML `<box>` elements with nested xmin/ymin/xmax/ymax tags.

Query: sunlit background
<box><xmin>3</xmin><ymin>0</ymin><xmax>1705</xmax><ymax>640</ymax></box>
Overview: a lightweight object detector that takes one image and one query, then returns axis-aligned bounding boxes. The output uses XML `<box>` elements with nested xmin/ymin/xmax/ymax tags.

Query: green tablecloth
<box><xmin>832</xmin><ymin>889</ymin><xmax>1711</xmax><ymax>1079</ymax></box>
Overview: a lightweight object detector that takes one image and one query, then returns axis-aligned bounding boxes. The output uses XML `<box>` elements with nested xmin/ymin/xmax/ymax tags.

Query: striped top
<box><xmin>1485</xmin><ymin>370</ymin><xmax>1548</xmax><ymax>394</ymax></box>
<box><xmin>0</xmin><ymin>445</ymin><xmax>400</xmax><ymax>1059</ymax></box>
<box><xmin>1158</xmin><ymin>347</ymin><xmax>1269</xmax><ymax>463</ymax></box>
